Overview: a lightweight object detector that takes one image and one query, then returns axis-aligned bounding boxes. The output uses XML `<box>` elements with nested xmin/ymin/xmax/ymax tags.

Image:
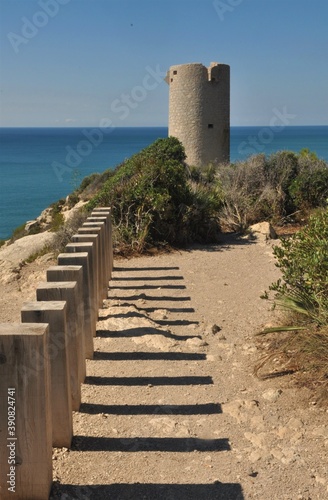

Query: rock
<box><xmin>248</xmin><ymin>450</ymin><xmax>262</xmax><ymax>463</ymax></box>
<box><xmin>262</xmin><ymin>388</ymin><xmax>282</xmax><ymax>402</ymax></box>
<box><xmin>287</xmin><ymin>417</ymin><xmax>303</xmax><ymax>430</ymax></box>
<box><xmin>0</xmin><ymin>232</ymin><xmax>55</xmax><ymax>283</ymax></box>
<box><xmin>249</xmin><ymin>222</ymin><xmax>277</xmax><ymax>242</ymax></box>
<box><xmin>244</xmin><ymin>431</ymin><xmax>267</xmax><ymax>448</ymax></box>
<box><xmin>212</xmin><ymin>324</ymin><xmax>221</xmax><ymax>334</ymax></box>
<box><xmin>25</xmin><ymin>220</ymin><xmax>39</xmax><ymax>233</ymax></box>
<box><xmin>152</xmin><ymin>309</ymin><xmax>169</xmax><ymax>320</ymax></box>
<box><xmin>36</xmin><ymin>207</ymin><xmax>53</xmax><ymax>225</ymax></box>
<box><xmin>185</xmin><ymin>337</ymin><xmax>208</xmax><ymax>348</ymax></box>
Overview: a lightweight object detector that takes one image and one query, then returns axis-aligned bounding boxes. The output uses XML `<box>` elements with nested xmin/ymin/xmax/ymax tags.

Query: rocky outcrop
<box><xmin>0</xmin><ymin>231</ymin><xmax>55</xmax><ymax>284</ymax></box>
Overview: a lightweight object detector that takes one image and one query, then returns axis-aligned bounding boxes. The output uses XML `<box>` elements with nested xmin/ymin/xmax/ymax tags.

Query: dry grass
<box><xmin>255</xmin><ymin>312</ymin><xmax>328</xmax><ymax>404</ymax></box>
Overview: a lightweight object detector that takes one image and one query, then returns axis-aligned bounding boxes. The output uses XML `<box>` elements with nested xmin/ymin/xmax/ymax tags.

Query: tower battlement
<box><xmin>165</xmin><ymin>62</ymin><xmax>230</xmax><ymax>166</ymax></box>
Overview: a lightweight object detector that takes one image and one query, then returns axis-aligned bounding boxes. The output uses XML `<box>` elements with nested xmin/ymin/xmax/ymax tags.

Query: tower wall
<box><xmin>165</xmin><ymin>62</ymin><xmax>230</xmax><ymax>166</ymax></box>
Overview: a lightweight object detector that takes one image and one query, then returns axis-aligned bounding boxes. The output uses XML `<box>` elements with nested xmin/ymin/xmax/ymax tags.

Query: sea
<box><xmin>0</xmin><ymin>125</ymin><xmax>328</xmax><ymax>240</ymax></box>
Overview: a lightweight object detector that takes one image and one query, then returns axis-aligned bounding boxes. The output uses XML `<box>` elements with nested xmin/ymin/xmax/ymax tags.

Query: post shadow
<box><xmin>111</xmin><ymin>275</ymin><xmax>184</xmax><ymax>281</ymax></box>
<box><xmin>93</xmin><ymin>351</ymin><xmax>207</xmax><ymax>361</ymax></box>
<box><xmin>79</xmin><ymin>402</ymin><xmax>222</xmax><ymax>415</ymax></box>
<box><xmin>142</xmin><ymin>306</ymin><xmax>195</xmax><ymax>313</ymax></box>
<box><xmin>71</xmin><ymin>436</ymin><xmax>230</xmax><ymax>452</ymax></box>
<box><xmin>109</xmin><ymin>284</ymin><xmax>187</xmax><ymax>290</ymax></box>
<box><xmin>84</xmin><ymin>375</ymin><xmax>213</xmax><ymax>386</ymax></box>
<box><xmin>99</xmin><ymin>310</ymin><xmax>198</xmax><ymax>327</ymax></box>
<box><xmin>50</xmin><ymin>482</ymin><xmax>244</xmax><ymax>500</ymax></box>
<box><xmin>114</xmin><ymin>266</ymin><xmax>180</xmax><ymax>272</ymax></box>
<box><xmin>96</xmin><ymin>327</ymin><xmax>201</xmax><ymax>342</ymax></box>
<box><xmin>109</xmin><ymin>294</ymin><xmax>191</xmax><ymax>302</ymax></box>
<box><xmin>155</xmin><ymin>318</ymin><xmax>199</xmax><ymax>326</ymax></box>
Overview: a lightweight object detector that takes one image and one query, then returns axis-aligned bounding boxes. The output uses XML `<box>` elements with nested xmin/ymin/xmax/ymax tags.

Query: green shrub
<box><xmin>183</xmin><ymin>181</ymin><xmax>223</xmax><ymax>242</ymax></box>
<box><xmin>265</xmin><ymin>151</ymin><xmax>299</xmax><ymax>215</ymax></box>
<box><xmin>78</xmin><ymin>173</ymin><xmax>101</xmax><ymax>193</ymax></box>
<box><xmin>289</xmin><ymin>167</ymin><xmax>328</xmax><ymax>211</ymax></box>
<box><xmin>83</xmin><ymin>138</ymin><xmax>226</xmax><ymax>251</ymax></box>
<box><xmin>269</xmin><ymin>208</ymin><xmax>328</xmax><ymax>325</ymax></box>
<box><xmin>50</xmin><ymin>211</ymin><xmax>65</xmax><ymax>232</ymax></box>
<box><xmin>87</xmin><ymin>137</ymin><xmax>222</xmax><ymax>252</ymax></box>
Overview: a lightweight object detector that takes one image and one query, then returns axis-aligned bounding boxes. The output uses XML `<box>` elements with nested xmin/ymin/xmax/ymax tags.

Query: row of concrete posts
<box><xmin>0</xmin><ymin>207</ymin><xmax>113</xmax><ymax>500</ymax></box>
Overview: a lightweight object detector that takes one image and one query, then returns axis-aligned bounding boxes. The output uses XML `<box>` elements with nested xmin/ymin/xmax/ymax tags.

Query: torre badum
<box><xmin>165</xmin><ymin>62</ymin><xmax>230</xmax><ymax>166</ymax></box>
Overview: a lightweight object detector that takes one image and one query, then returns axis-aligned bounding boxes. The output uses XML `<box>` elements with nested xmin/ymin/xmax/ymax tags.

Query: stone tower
<box><xmin>165</xmin><ymin>62</ymin><xmax>230</xmax><ymax>166</ymax></box>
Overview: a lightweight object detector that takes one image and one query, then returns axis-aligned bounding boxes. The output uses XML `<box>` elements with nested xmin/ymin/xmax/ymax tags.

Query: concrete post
<box><xmin>21</xmin><ymin>301</ymin><xmax>73</xmax><ymax>449</ymax></box>
<box><xmin>0</xmin><ymin>323</ymin><xmax>52</xmax><ymax>500</ymax></box>
<box><xmin>36</xmin><ymin>282</ymin><xmax>82</xmax><ymax>411</ymax></box>
<box><xmin>65</xmin><ymin>242</ymin><xmax>98</xmax><ymax>334</ymax></box>
<box><xmin>86</xmin><ymin>215</ymin><xmax>111</xmax><ymax>266</ymax></box>
<box><xmin>78</xmin><ymin>226</ymin><xmax>107</xmax><ymax>301</ymax></box>
<box><xmin>46</xmin><ymin>265</ymin><xmax>86</xmax><ymax>382</ymax></box>
<box><xmin>57</xmin><ymin>253</ymin><xmax>94</xmax><ymax>360</ymax></box>
<box><xmin>71</xmin><ymin>234</ymin><xmax>101</xmax><ymax>308</ymax></box>
<box><xmin>82</xmin><ymin>221</ymin><xmax>108</xmax><ymax>299</ymax></box>
<box><xmin>91</xmin><ymin>209</ymin><xmax>113</xmax><ymax>275</ymax></box>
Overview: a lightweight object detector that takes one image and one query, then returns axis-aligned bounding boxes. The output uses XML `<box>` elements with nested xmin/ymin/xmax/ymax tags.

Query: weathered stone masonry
<box><xmin>165</xmin><ymin>62</ymin><xmax>230</xmax><ymax>167</ymax></box>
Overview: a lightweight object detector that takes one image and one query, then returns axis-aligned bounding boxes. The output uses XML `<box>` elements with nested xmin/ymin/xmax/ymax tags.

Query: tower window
<box><xmin>173</xmin><ymin>70</ymin><xmax>177</xmax><ymax>75</ymax></box>
<box><xmin>208</xmin><ymin>124</ymin><xmax>214</xmax><ymax>129</ymax></box>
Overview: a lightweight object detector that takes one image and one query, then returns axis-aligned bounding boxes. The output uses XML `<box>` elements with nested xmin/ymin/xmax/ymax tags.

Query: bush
<box><xmin>217</xmin><ymin>154</ymin><xmax>279</xmax><ymax>231</ymax></box>
<box><xmin>269</xmin><ymin>208</ymin><xmax>328</xmax><ymax>324</ymax></box>
<box><xmin>87</xmin><ymin>137</ymin><xmax>222</xmax><ymax>253</ymax></box>
<box><xmin>258</xmin><ymin>208</ymin><xmax>328</xmax><ymax>392</ymax></box>
<box><xmin>265</xmin><ymin>151</ymin><xmax>299</xmax><ymax>215</ymax></box>
<box><xmin>216</xmin><ymin>149</ymin><xmax>328</xmax><ymax>231</ymax></box>
<box><xmin>289</xmin><ymin>167</ymin><xmax>328</xmax><ymax>211</ymax></box>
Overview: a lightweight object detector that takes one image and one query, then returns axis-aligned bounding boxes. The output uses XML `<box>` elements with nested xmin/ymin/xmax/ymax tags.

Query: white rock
<box><xmin>262</xmin><ymin>388</ymin><xmax>282</xmax><ymax>402</ymax></box>
<box><xmin>249</xmin><ymin>222</ymin><xmax>277</xmax><ymax>242</ymax></box>
<box><xmin>185</xmin><ymin>337</ymin><xmax>208</xmax><ymax>348</ymax></box>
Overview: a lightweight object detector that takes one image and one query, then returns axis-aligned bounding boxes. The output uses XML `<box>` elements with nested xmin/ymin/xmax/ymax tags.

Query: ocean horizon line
<box><xmin>0</xmin><ymin>124</ymin><xmax>327</xmax><ymax>129</ymax></box>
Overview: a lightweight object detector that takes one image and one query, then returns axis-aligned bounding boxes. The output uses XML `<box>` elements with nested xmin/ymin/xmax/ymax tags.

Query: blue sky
<box><xmin>0</xmin><ymin>0</ymin><xmax>327</xmax><ymax>127</ymax></box>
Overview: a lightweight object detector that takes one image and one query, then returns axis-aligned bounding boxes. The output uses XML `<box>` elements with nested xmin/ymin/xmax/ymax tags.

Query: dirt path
<box><xmin>1</xmin><ymin>235</ymin><xmax>327</xmax><ymax>499</ymax></box>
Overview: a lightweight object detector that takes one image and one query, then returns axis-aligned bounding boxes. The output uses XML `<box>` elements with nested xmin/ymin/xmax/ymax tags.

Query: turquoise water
<box><xmin>0</xmin><ymin>126</ymin><xmax>327</xmax><ymax>239</ymax></box>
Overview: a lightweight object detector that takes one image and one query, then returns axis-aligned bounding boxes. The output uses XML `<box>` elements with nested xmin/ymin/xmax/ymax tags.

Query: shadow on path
<box><xmin>79</xmin><ymin>402</ymin><xmax>222</xmax><ymax>415</ymax></box>
<box><xmin>96</xmin><ymin>327</ymin><xmax>200</xmax><ymax>341</ymax></box>
<box><xmin>51</xmin><ymin>482</ymin><xmax>244</xmax><ymax>500</ymax></box>
<box><xmin>85</xmin><ymin>375</ymin><xmax>213</xmax><ymax>386</ymax></box>
<box><xmin>93</xmin><ymin>351</ymin><xmax>207</xmax><ymax>361</ymax></box>
<box><xmin>72</xmin><ymin>436</ymin><xmax>230</xmax><ymax>452</ymax></box>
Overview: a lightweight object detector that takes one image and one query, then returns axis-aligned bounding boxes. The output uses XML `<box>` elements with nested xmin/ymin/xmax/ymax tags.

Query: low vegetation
<box><xmin>86</xmin><ymin>137</ymin><xmax>223</xmax><ymax>254</ymax></box>
<box><xmin>258</xmin><ymin>208</ymin><xmax>328</xmax><ymax>399</ymax></box>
